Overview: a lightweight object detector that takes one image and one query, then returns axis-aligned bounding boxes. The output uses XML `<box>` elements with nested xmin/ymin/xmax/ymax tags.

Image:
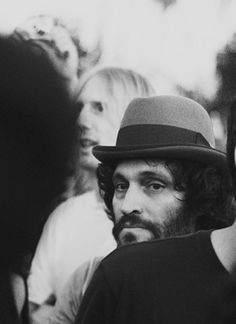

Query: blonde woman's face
<box><xmin>77</xmin><ymin>76</ymin><xmax>119</xmax><ymax>170</ymax></box>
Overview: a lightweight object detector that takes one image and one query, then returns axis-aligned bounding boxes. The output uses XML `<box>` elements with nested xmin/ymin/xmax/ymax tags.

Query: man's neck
<box><xmin>211</xmin><ymin>222</ymin><xmax>236</xmax><ymax>276</ymax></box>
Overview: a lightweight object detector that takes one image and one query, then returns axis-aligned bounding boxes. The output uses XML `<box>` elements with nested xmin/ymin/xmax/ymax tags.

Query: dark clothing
<box><xmin>76</xmin><ymin>231</ymin><xmax>236</xmax><ymax>324</ymax></box>
<box><xmin>21</xmin><ymin>275</ymin><xmax>29</xmax><ymax>324</ymax></box>
<box><xmin>0</xmin><ymin>271</ymin><xmax>29</xmax><ymax>324</ymax></box>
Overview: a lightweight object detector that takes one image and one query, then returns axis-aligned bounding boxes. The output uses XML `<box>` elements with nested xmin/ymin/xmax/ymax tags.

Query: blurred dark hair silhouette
<box><xmin>0</xmin><ymin>34</ymin><xmax>77</xmax><ymax>323</ymax></box>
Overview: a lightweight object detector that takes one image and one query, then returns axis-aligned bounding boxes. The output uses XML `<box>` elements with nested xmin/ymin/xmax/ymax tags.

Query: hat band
<box><xmin>116</xmin><ymin>124</ymin><xmax>210</xmax><ymax>147</ymax></box>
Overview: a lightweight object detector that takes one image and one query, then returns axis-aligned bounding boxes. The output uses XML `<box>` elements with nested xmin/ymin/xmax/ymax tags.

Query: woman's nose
<box><xmin>77</xmin><ymin>104</ymin><xmax>93</xmax><ymax>129</ymax></box>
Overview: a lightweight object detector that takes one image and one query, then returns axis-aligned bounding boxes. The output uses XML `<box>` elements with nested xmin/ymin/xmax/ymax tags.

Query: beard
<box><xmin>112</xmin><ymin>206</ymin><xmax>195</xmax><ymax>246</ymax></box>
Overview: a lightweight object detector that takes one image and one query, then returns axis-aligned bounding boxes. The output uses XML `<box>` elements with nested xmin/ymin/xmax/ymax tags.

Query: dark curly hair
<box><xmin>97</xmin><ymin>159</ymin><xmax>235</xmax><ymax>232</ymax></box>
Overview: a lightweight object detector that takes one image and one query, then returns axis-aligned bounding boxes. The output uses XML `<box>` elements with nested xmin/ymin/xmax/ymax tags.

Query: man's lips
<box><xmin>119</xmin><ymin>223</ymin><xmax>147</xmax><ymax>230</ymax></box>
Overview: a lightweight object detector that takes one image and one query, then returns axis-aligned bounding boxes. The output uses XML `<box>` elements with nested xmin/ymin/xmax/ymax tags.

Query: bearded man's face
<box><xmin>112</xmin><ymin>160</ymin><xmax>187</xmax><ymax>246</ymax></box>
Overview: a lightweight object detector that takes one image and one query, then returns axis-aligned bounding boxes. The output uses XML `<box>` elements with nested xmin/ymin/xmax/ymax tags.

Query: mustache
<box><xmin>112</xmin><ymin>213</ymin><xmax>162</xmax><ymax>241</ymax></box>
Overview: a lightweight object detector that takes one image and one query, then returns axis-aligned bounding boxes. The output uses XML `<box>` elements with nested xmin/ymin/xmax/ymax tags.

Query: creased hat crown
<box><xmin>120</xmin><ymin>96</ymin><xmax>215</xmax><ymax>146</ymax></box>
<box><xmin>93</xmin><ymin>95</ymin><xmax>226</xmax><ymax>169</ymax></box>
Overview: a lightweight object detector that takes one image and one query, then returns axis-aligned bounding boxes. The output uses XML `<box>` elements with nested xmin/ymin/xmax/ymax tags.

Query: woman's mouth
<box><xmin>80</xmin><ymin>138</ymin><xmax>98</xmax><ymax>148</ymax></box>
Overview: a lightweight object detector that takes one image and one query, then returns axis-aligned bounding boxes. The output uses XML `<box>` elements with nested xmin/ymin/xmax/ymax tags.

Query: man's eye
<box><xmin>114</xmin><ymin>183</ymin><xmax>127</xmax><ymax>192</ymax></box>
<box><xmin>146</xmin><ymin>182</ymin><xmax>164</xmax><ymax>191</ymax></box>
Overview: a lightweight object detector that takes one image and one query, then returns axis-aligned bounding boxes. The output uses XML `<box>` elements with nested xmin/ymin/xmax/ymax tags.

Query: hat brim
<box><xmin>93</xmin><ymin>144</ymin><xmax>227</xmax><ymax>170</ymax></box>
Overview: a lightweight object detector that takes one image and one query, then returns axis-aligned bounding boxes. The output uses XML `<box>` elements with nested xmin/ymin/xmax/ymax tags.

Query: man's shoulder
<box><xmin>101</xmin><ymin>231</ymin><xmax>212</xmax><ymax>275</ymax></box>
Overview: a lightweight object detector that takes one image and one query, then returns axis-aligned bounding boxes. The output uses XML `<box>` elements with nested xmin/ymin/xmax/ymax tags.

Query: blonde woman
<box><xmin>28</xmin><ymin>67</ymin><xmax>155</xmax><ymax>323</ymax></box>
<box><xmin>70</xmin><ymin>67</ymin><xmax>156</xmax><ymax>196</ymax></box>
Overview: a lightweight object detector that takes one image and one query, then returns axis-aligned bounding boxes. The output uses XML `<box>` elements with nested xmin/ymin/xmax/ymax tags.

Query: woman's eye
<box><xmin>76</xmin><ymin>101</ymin><xmax>84</xmax><ymax>113</ymax></box>
<box><xmin>94</xmin><ymin>102</ymin><xmax>104</xmax><ymax>112</ymax></box>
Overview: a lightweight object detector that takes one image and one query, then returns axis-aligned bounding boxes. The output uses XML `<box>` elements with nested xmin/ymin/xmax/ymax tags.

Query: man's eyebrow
<box><xmin>112</xmin><ymin>172</ymin><xmax>126</xmax><ymax>182</ymax></box>
<box><xmin>139</xmin><ymin>170</ymin><xmax>172</xmax><ymax>181</ymax></box>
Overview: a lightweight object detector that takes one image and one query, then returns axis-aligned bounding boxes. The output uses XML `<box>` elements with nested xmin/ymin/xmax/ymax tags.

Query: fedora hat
<box><xmin>93</xmin><ymin>95</ymin><xmax>226</xmax><ymax>169</ymax></box>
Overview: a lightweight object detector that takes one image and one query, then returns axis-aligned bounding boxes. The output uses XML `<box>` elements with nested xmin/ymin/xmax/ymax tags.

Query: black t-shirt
<box><xmin>76</xmin><ymin>231</ymin><xmax>236</xmax><ymax>324</ymax></box>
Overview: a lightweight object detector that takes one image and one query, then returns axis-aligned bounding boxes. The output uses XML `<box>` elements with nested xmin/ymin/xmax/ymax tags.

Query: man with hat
<box><xmin>52</xmin><ymin>95</ymin><xmax>235</xmax><ymax>324</ymax></box>
<box><xmin>94</xmin><ymin>95</ymin><xmax>232</xmax><ymax>245</ymax></box>
<box><xmin>75</xmin><ymin>95</ymin><xmax>236</xmax><ymax>324</ymax></box>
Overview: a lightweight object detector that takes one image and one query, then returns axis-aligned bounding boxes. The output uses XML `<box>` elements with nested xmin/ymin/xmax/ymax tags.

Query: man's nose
<box><xmin>120</xmin><ymin>186</ymin><xmax>143</xmax><ymax>215</ymax></box>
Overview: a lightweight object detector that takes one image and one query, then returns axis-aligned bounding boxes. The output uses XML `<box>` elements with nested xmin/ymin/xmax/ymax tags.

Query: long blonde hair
<box><xmin>71</xmin><ymin>66</ymin><xmax>155</xmax><ymax>196</ymax></box>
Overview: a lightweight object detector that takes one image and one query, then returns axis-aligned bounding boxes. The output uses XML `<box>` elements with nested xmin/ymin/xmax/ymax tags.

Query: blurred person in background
<box><xmin>28</xmin><ymin>67</ymin><xmax>155</xmax><ymax>324</ymax></box>
<box><xmin>51</xmin><ymin>95</ymin><xmax>235</xmax><ymax>324</ymax></box>
<box><xmin>12</xmin><ymin>14</ymin><xmax>101</xmax><ymax>102</ymax></box>
<box><xmin>0</xmin><ymin>35</ymin><xmax>76</xmax><ymax>323</ymax></box>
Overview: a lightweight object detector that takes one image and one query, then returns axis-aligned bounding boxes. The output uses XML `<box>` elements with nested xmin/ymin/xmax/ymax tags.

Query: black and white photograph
<box><xmin>1</xmin><ymin>0</ymin><xmax>236</xmax><ymax>323</ymax></box>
